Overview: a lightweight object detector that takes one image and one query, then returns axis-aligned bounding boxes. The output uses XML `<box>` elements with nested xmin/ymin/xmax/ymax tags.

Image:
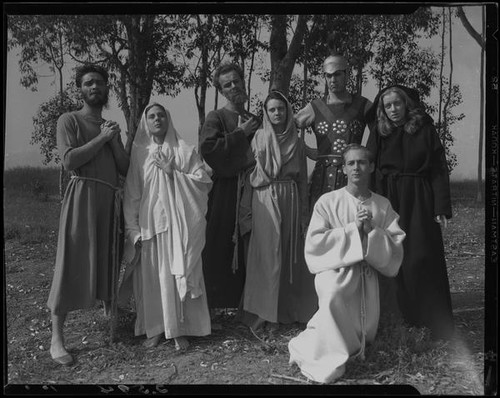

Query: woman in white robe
<box><xmin>123</xmin><ymin>103</ymin><xmax>212</xmax><ymax>349</ymax></box>
<box><xmin>288</xmin><ymin>144</ymin><xmax>405</xmax><ymax>383</ymax></box>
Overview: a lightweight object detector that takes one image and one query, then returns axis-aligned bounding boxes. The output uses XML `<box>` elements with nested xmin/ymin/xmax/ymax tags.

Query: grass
<box><xmin>4</xmin><ymin>167</ymin><xmax>62</xmax><ymax>244</ymax></box>
<box><xmin>4</xmin><ymin>166</ymin><xmax>61</xmax><ymax>195</ymax></box>
<box><xmin>3</xmin><ymin>167</ymin><xmax>486</xmax><ymax>392</ymax></box>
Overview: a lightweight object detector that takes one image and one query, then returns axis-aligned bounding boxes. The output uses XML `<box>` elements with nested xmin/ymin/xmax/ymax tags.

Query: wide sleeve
<box><xmin>57</xmin><ymin>113</ymin><xmax>80</xmax><ymax>171</ymax></box>
<box><xmin>238</xmin><ymin>167</ymin><xmax>254</xmax><ymax>237</ymax></box>
<box><xmin>294</xmin><ymin>103</ymin><xmax>315</xmax><ymax>129</ymax></box>
<box><xmin>364</xmin><ymin>200</ymin><xmax>405</xmax><ymax>277</ymax></box>
<box><xmin>199</xmin><ymin>110</ymin><xmax>254</xmax><ymax>178</ymax></box>
<box><xmin>304</xmin><ymin>196</ymin><xmax>364</xmax><ymax>274</ymax></box>
<box><xmin>428</xmin><ymin>125</ymin><xmax>452</xmax><ymax>218</ymax></box>
<box><xmin>365</xmin><ymin>125</ymin><xmax>381</xmax><ymax>193</ymax></box>
<box><xmin>171</xmin><ymin>148</ymin><xmax>212</xmax><ymax>299</ymax></box>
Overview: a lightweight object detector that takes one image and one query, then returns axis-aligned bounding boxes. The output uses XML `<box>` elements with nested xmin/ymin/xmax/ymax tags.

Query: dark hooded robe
<box><xmin>366</xmin><ymin>85</ymin><xmax>454</xmax><ymax>340</ymax></box>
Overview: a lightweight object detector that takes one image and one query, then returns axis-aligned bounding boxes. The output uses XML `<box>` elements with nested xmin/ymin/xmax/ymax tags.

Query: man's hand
<box><xmin>355</xmin><ymin>206</ymin><xmax>373</xmax><ymax>234</ymax></box>
<box><xmin>435</xmin><ymin>215</ymin><xmax>448</xmax><ymax>229</ymax></box>
<box><xmin>239</xmin><ymin>114</ymin><xmax>260</xmax><ymax>137</ymax></box>
<box><xmin>100</xmin><ymin>120</ymin><xmax>121</xmax><ymax>142</ymax></box>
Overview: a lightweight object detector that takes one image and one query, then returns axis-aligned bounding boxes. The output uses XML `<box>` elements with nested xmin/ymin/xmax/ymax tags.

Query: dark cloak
<box><xmin>366</xmin><ymin>85</ymin><xmax>455</xmax><ymax>340</ymax></box>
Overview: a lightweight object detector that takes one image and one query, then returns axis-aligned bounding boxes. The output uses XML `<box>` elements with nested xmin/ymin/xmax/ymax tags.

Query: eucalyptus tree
<box><xmin>171</xmin><ymin>14</ymin><xmax>266</xmax><ymax>134</ymax></box>
<box><xmin>66</xmin><ymin>14</ymin><xmax>185</xmax><ymax>153</ymax></box>
<box><xmin>8</xmin><ymin>15</ymin><xmax>80</xmax><ymax>197</ymax></box>
<box><xmin>457</xmin><ymin>5</ymin><xmax>486</xmax><ymax>202</ymax></box>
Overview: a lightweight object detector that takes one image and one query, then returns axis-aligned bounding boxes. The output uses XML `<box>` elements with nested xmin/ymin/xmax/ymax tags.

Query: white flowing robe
<box><xmin>123</xmin><ymin>106</ymin><xmax>212</xmax><ymax>339</ymax></box>
<box><xmin>288</xmin><ymin>187</ymin><xmax>405</xmax><ymax>383</ymax></box>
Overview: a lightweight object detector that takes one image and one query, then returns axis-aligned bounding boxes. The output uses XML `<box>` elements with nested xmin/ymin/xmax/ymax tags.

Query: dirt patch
<box><xmin>4</xmin><ymin>195</ymin><xmax>487</xmax><ymax>394</ymax></box>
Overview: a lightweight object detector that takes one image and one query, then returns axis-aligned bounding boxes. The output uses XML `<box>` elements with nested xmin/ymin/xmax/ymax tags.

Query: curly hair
<box><xmin>212</xmin><ymin>63</ymin><xmax>244</xmax><ymax>92</ymax></box>
<box><xmin>75</xmin><ymin>64</ymin><xmax>109</xmax><ymax>88</ymax></box>
<box><xmin>376</xmin><ymin>86</ymin><xmax>427</xmax><ymax>137</ymax></box>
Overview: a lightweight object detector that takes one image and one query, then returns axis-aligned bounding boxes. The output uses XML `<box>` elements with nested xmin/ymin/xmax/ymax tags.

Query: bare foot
<box><xmin>143</xmin><ymin>334</ymin><xmax>162</xmax><ymax>348</ymax></box>
<box><xmin>103</xmin><ymin>300</ymin><xmax>112</xmax><ymax>317</ymax></box>
<box><xmin>50</xmin><ymin>340</ymin><xmax>69</xmax><ymax>359</ymax></box>
<box><xmin>50</xmin><ymin>341</ymin><xmax>74</xmax><ymax>365</ymax></box>
<box><xmin>174</xmin><ymin>336</ymin><xmax>189</xmax><ymax>351</ymax></box>
<box><xmin>251</xmin><ymin>317</ymin><xmax>266</xmax><ymax>331</ymax></box>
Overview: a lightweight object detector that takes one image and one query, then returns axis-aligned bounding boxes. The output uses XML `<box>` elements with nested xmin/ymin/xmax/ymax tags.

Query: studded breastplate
<box><xmin>311</xmin><ymin>95</ymin><xmax>368</xmax><ymax>156</ymax></box>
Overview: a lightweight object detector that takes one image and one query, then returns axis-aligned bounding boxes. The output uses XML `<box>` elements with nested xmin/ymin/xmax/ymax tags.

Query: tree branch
<box><xmin>456</xmin><ymin>6</ymin><xmax>485</xmax><ymax>48</ymax></box>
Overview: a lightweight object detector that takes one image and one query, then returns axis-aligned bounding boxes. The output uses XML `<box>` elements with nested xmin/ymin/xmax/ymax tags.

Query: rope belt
<box><xmin>231</xmin><ymin>172</ymin><xmax>245</xmax><ymax>274</ymax></box>
<box><xmin>354</xmin><ymin>260</ymin><xmax>370</xmax><ymax>361</ymax></box>
<box><xmin>70</xmin><ymin>175</ymin><xmax>123</xmax><ymax>340</ymax></box>
<box><xmin>271</xmin><ymin>179</ymin><xmax>299</xmax><ymax>284</ymax></box>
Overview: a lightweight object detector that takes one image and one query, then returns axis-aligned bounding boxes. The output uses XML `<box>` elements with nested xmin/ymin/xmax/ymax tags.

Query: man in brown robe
<box><xmin>199</xmin><ymin>63</ymin><xmax>260</xmax><ymax>317</ymax></box>
<box><xmin>46</xmin><ymin>64</ymin><xmax>129</xmax><ymax>366</ymax></box>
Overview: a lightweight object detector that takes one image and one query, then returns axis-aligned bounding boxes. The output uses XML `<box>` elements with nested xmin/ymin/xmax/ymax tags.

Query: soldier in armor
<box><xmin>294</xmin><ymin>54</ymin><xmax>372</xmax><ymax>209</ymax></box>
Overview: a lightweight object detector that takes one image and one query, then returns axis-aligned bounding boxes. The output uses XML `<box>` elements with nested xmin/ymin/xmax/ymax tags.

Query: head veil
<box><xmin>250</xmin><ymin>91</ymin><xmax>299</xmax><ymax>187</ymax></box>
<box><xmin>126</xmin><ymin>103</ymin><xmax>209</xmax><ymax>305</ymax></box>
<box><xmin>130</xmin><ymin>102</ymin><xmax>191</xmax><ymax>173</ymax></box>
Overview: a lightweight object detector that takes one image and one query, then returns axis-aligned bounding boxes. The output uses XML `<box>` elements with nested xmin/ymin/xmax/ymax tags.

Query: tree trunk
<box><xmin>437</xmin><ymin>8</ymin><xmax>446</xmax><ymax>131</ymax></box>
<box><xmin>477</xmin><ymin>6</ymin><xmax>485</xmax><ymax>203</ymax></box>
<box><xmin>442</xmin><ymin>8</ymin><xmax>454</xmax><ymax>143</ymax></box>
<box><xmin>269</xmin><ymin>15</ymin><xmax>308</xmax><ymax>96</ymax></box>
<box><xmin>456</xmin><ymin>6</ymin><xmax>485</xmax><ymax>202</ymax></box>
<box><xmin>457</xmin><ymin>6</ymin><xmax>485</xmax><ymax>47</ymax></box>
<box><xmin>246</xmin><ymin>17</ymin><xmax>259</xmax><ymax>112</ymax></box>
<box><xmin>121</xmin><ymin>15</ymin><xmax>155</xmax><ymax>155</ymax></box>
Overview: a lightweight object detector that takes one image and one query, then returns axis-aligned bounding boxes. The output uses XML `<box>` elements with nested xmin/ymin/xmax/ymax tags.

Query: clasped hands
<box><xmin>356</xmin><ymin>207</ymin><xmax>373</xmax><ymax>236</ymax></box>
<box><xmin>100</xmin><ymin>120</ymin><xmax>121</xmax><ymax>142</ymax></box>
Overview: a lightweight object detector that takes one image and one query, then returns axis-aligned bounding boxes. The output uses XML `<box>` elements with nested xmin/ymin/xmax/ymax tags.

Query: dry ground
<box><xmin>3</xmin><ymin>174</ymin><xmax>489</xmax><ymax>395</ymax></box>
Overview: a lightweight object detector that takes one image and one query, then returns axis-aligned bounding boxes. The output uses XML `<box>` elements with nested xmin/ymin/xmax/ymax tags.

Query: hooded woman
<box><xmin>366</xmin><ymin>85</ymin><xmax>455</xmax><ymax>340</ymax></box>
<box><xmin>123</xmin><ymin>103</ymin><xmax>212</xmax><ymax>349</ymax></box>
<box><xmin>240</xmin><ymin>91</ymin><xmax>317</xmax><ymax>331</ymax></box>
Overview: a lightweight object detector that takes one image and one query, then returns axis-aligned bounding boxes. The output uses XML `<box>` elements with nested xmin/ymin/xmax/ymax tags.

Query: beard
<box><xmin>225</xmin><ymin>89</ymin><xmax>248</xmax><ymax>105</ymax></box>
<box><xmin>82</xmin><ymin>90</ymin><xmax>109</xmax><ymax>108</ymax></box>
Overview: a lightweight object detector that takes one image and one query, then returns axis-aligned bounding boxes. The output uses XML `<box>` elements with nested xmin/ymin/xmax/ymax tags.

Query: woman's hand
<box><xmin>153</xmin><ymin>151</ymin><xmax>174</xmax><ymax>176</ymax></box>
<box><xmin>435</xmin><ymin>215</ymin><xmax>448</xmax><ymax>228</ymax></box>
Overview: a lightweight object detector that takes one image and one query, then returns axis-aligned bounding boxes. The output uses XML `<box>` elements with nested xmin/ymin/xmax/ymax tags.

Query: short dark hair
<box><xmin>342</xmin><ymin>143</ymin><xmax>374</xmax><ymax>164</ymax></box>
<box><xmin>75</xmin><ymin>64</ymin><xmax>109</xmax><ymax>88</ymax></box>
<box><xmin>212</xmin><ymin>63</ymin><xmax>244</xmax><ymax>92</ymax></box>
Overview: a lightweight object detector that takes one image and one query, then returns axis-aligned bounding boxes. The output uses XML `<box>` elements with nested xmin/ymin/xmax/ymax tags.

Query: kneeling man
<box><xmin>288</xmin><ymin>143</ymin><xmax>405</xmax><ymax>384</ymax></box>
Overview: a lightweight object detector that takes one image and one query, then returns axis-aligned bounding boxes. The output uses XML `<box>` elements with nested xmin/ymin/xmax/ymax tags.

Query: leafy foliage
<box><xmin>30</xmin><ymin>84</ymin><xmax>82</xmax><ymax>165</ymax></box>
<box><xmin>9</xmin><ymin>9</ymin><xmax>466</xmax><ymax>171</ymax></box>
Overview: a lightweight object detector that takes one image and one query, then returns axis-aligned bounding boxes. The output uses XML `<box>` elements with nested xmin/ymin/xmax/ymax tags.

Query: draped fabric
<box><xmin>241</xmin><ymin>92</ymin><xmax>316</xmax><ymax>324</ymax></box>
<box><xmin>123</xmin><ymin>103</ymin><xmax>212</xmax><ymax>338</ymax></box>
<box><xmin>249</xmin><ymin>92</ymin><xmax>298</xmax><ymax>188</ymax></box>
<box><xmin>288</xmin><ymin>188</ymin><xmax>405</xmax><ymax>383</ymax></box>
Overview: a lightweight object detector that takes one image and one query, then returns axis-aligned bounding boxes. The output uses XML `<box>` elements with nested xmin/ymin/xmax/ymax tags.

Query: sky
<box><xmin>3</xmin><ymin>6</ymin><xmax>488</xmax><ymax>181</ymax></box>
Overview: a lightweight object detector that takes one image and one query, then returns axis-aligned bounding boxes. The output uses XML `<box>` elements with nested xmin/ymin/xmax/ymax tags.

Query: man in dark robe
<box><xmin>199</xmin><ymin>63</ymin><xmax>260</xmax><ymax>318</ymax></box>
